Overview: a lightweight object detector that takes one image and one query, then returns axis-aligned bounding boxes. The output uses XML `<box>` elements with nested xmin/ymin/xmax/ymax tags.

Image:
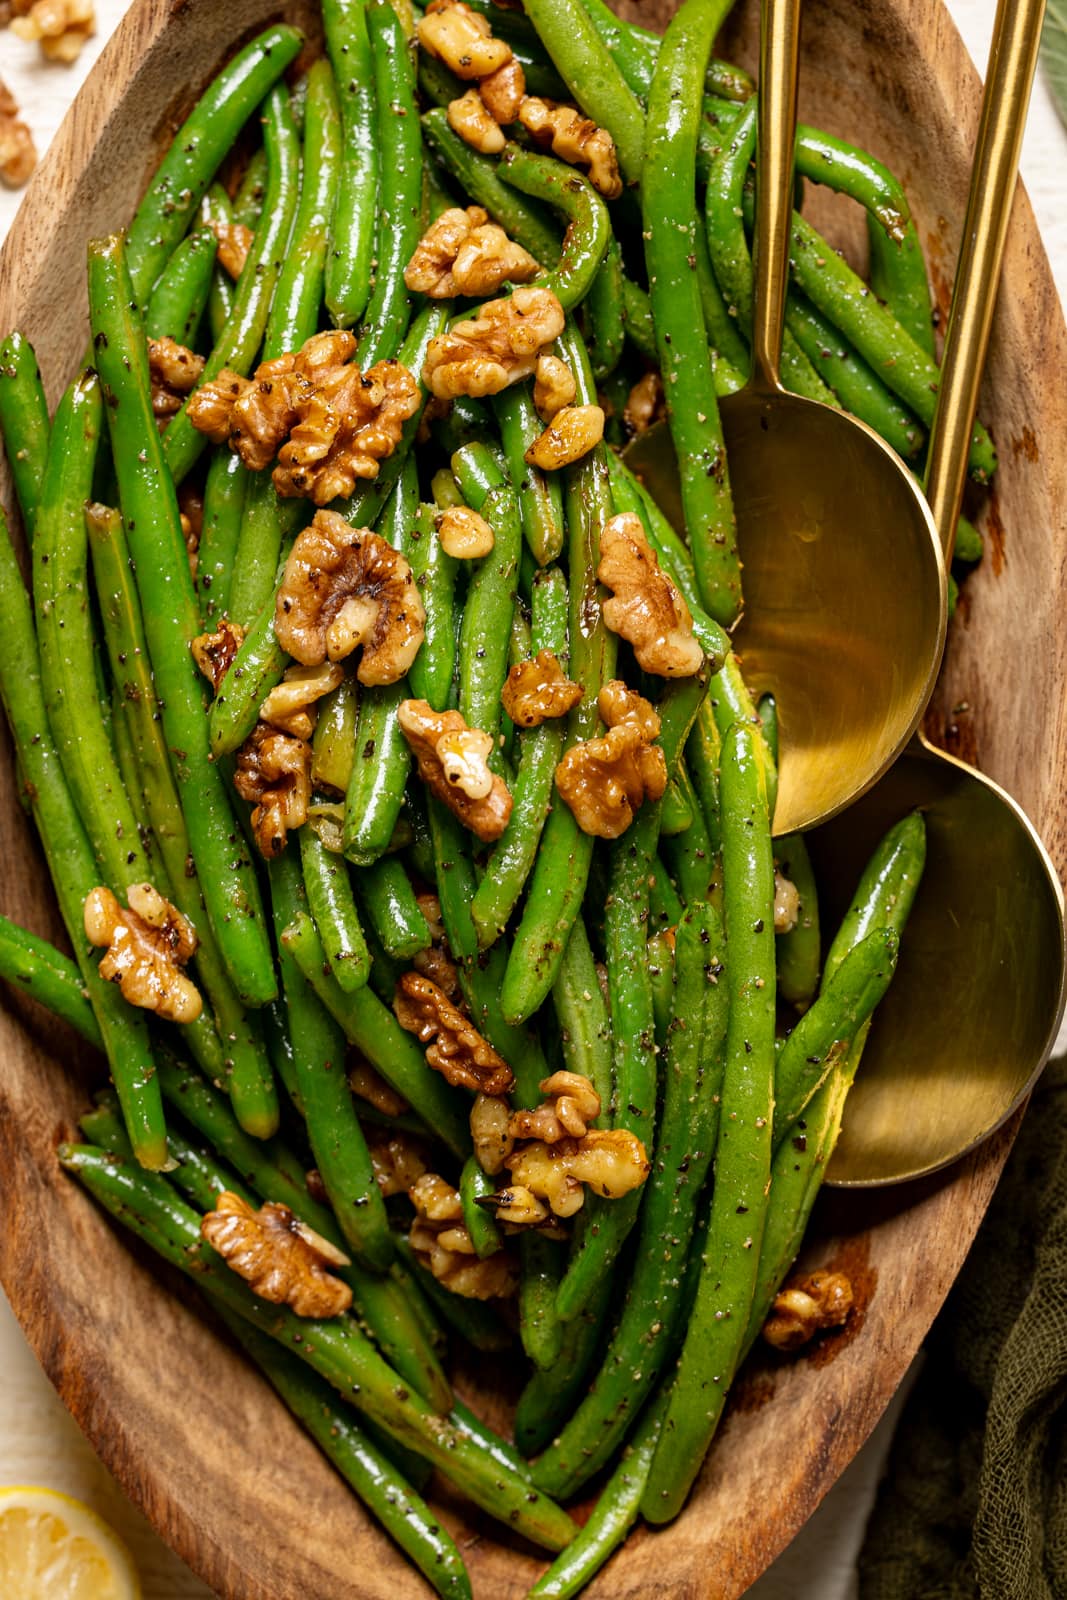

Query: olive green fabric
<box><xmin>858</xmin><ymin>1055</ymin><xmax>1067</xmax><ymax>1600</ymax></box>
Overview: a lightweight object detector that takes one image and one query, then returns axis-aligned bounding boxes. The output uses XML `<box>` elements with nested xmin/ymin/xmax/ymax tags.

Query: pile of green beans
<box><xmin>0</xmin><ymin>0</ymin><xmax>985</xmax><ymax>1592</ymax></box>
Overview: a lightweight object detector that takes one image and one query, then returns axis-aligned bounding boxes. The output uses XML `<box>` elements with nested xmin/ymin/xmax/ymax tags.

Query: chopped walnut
<box><xmin>533</xmin><ymin>353</ymin><xmax>576</xmax><ymax>422</ymax></box>
<box><xmin>394</xmin><ymin>971</ymin><xmax>515</xmax><ymax>1096</ymax></box>
<box><xmin>211</xmin><ymin>219</ymin><xmax>254</xmax><ymax>280</ymax></box>
<box><xmin>524</xmin><ymin>403</ymin><xmax>605</xmax><ymax>471</ymax></box>
<box><xmin>504</xmin><ymin>1128</ymin><xmax>650</xmax><ymax>1218</ymax></box>
<box><xmin>555</xmin><ymin>680</ymin><xmax>668</xmax><ymax>839</ymax></box>
<box><xmin>147</xmin><ymin>336</ymin><xmax>205</xmax><ymax>420</ymax></box>
<box><xmin>178</xmin><ymin>482</ymin><xmax>203</xmax><ymax>579</ymax></box>
<box><xmin>448</xmin><ymin>88</ymin><xmax>505</xmax><ymax>154</ymax></box>
<box><xmin>470</xmin><ymin>1092</ymin><xmax>514</xmax><ymax>1176</ymax></box>
<box><xmin>11</xmin><ymin>0</ymin><xmax>95</xmax><ymax>63</ymax></box>
<box><xmin>274</xmin><ymin>510</ymin><xmax>425</xmax><ymax>684</ymax></box>
<box><xmin>437</xmin><ymin>504</ymin><xmax>494</xmax><ymax>560</ymax></box>
<box><xmin>259</xmin><ymin>661</ymin><xmax>345</xmax><ymax>741</ymax></box>
<box><xmin>409</xmin><ymin>1172</ymin><xmax>518</xmax><ymax>1297</ymax></box>
<box><xmin>0</xmin><ymin>80</ymin><xmax>34</xmax><ymax>187</ymax></box>
<box><xmin>367</xmin><ymin>1129</ymin><xmax>429</xmax><ymax>1197</ymax></box>
<box><xmin>416</xmin><ymin>0</ymin><xmax>511</xmax><ymax>80</ymax></box>
<box><xmin>83</xmin><ymin>883</ymin><xmax>201</xmax><ymax>1024</ymax></box>
<box><xmin>774</xmin><ymin>868</ymin><xmax>801</xmax><ymax>935</ymax></box>
<box><xmin>479</xmin><ymin>56</ymin><xmax>525</xmax><ymax>123</ymax></box>
<box><xmin>397</xmin><ymin>700</ymin><xmax>512</xmax><ymax>842</ymax></box>
<box><xmin>201</xmin><ymin>1190</ymin><xmax>352</xmax><ymax>1319</ymax></box>
<box><xmin>598</xmin><ymin>512</ymin><xmax>703</xmax><ymax>678</ymax></box>
<box><xmin>508</xmin><ymin>1071</ymin><xmax>600</xmax><ymax>1144</ymax></box>
<box><xmin>501</xmin><ymin>650</ymin><xmax>583</xmax><ymax>727</ymax></box>
<box><xmin>412</xmin><ymin>892</ymin><xmax>460</xmax><ymax>996</ymax></box>
<box><xmin>484</xmin><ymin>1184</ymin><xmax>551</xmax><ymax>1227</ymax></box>
<box><xmin>517</xmin><ymin>96</ymin><xmax>622</xmax><ymax>200</ymax></box>
<box><xmin>407</xmin><ymin>206</ymin><xmax>539</xmax><ymax>300</ymax></box>
<box><xmin>422</xmin><ymin>285</ymin><xmax>565</xmax><ymax>400</ymax></box>
<box><xmin>349</xmin><ymin>1056</ymin><xmax>411</xmax><ymax>1118</ymax></box>
<box><xmin>191</xmin><ymin>618</ymin><xmax>246</xmax><ymax>695</ymax></box>
<box><xmin>234</xmin><ymin>724</ymin><xmax>311</xmax><ymax>857</ymax></box>
<box><xmin>624</xmin><ymin>370</ymin><xmax>666</xmax><ymax>436</ymax></box>
<box><xmin>762</xmin><ymin>1269</ymin><xmax>854</xmax><ymax>1351</ymax></box>
<box><xmin>187</xmin><ymin>330</ymin><xmax>421</xmax><ymax>505</ymax></box>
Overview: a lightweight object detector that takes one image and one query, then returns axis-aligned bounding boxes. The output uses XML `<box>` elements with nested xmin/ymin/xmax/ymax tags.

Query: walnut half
<box><xmin>501</xmin><ymin>649</ymin><xmax>583</xmax><ymax>727</ymax></box>
<box><xmin>234</xmin><ymin>724</ymin><xmax>312</xmax><ymax>858</ymax></box>
<box><xmin>405</xmin><ymin>206</ymin><xmax>538</xmax><ymax>300</ymax></box>
<box><xmin>517</xmin><ymin>96</ymin><xmax>622</xmax><ymax>200</ymax></box>
<box><xmin>555</xmin><ymin>680</ymin><xmax>668</xmax><ymax>839</ymax></box>
<box><xmin>409</xmin><ymin>1172</ymin><xmax>518</xmax><ymax>1299</ymax></box>
<box><xmin>598</xmin><ymin>512</ymin><xmax>704</xmax><ymax>678</ymax></box>
<box><xmin>422</xmin><ymin>285</ymin><xmax>565</xmax><ymax>400</ymax></box>
<box><xmin>504</xmin><ymin>1128</ymin><xmax>650</xmax><ymax>1218</ymax></box>
<box><xmin>201</xmin><ymin>1191</ymin><xmax>353</xmax><ymax>1319</ymax></box>
<box><xmin>84</xmin><ymin>883</ymin><xmax>201</xmax><ymax>1024</ymax></box>
<box><xmin>508</xmin><ymin>1071</ymin><xmax>600</xmax><ymax>1144</ymax></box>
<box><xmin>762</xmin><ymin>1269</ymin><xmax>854</xmax><ymax>1351</ymax></box>
<box><xmin>397</xmin><ymin>699</ymin><xmax>512</xmax><ymax>842</ymax></box>
<box><xmin>0</xmin><ymin>80</ymin><xmax>34</xmax><ymax>188</ymax></box>
<box><xmin>394</xmin><ymin>971</ymin><xmax>515</xmax><ymax>1097</ymax></box>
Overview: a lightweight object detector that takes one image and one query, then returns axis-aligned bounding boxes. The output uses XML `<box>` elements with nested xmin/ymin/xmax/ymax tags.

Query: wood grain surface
<box><xmin>0</xmin><ymin>1</ymin><xmax>1063</xmax><ymax>1597</ymax></box>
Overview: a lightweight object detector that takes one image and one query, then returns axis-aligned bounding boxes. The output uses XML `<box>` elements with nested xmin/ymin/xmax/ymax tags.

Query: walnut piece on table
<box><xmin>274</xmin><ymin>509</ymin><xmax>425</xmax><ymax>684</ymax></box>
<box><xmin>762</xmin><ymin>1269</ymin><xmax>854</xmax><ymax>1351</ymax></box>
<box><xmin>409</xmin><ymin>1171</ymin><xmax>518</xmax><ymax>1298</ymax></box>
<box><xmin>233</xmin><ymin>723</ymin><xmax>312</xmax><ymax>858</ymax></box>
<box><xmin>394</xmin><ymin>970</ymin><xmax>515</xmax><ymax>1097</ymax></box>
<box><xmin>554</xmin><ymin>680</ymin><xmax>668</xmax><ymax>839</ymax></box>
<box><xmin>397</xmin><ymin>699</ymin><xmax>512</xmax><ymax>842</ymax></box>
<box><xmin>200</xmin><ymin>1190</ymin><xmax>353</xmax><ymax>1319</ymax></box>
<box><xmin>501</xmin><ymin>649</ymin><xmax>583</xmax><ymax>728</ymax></box>
<box><xmin>422</xmin><ymin>285</ymin><xmax>565</xmax><ymax>400</ymax></box>
<box><xmin>83</xmin><ymin>883</ymin><xmax>201</xmax><ymax>1024</ymax></box>
<box><xmin>598</xmin><ymin>511</ymin><xmax>704</xmax><ymax>678</ymax></box>
<box><xmin>405</xmin><ymin>206</ymin><xmax>539</xmax><ymax>300</ymax></box>
<box><xmin>0</xmin><ymin>79</ymin><xmax>34</xmax><ymax>188</ymax></box>
<box><xmin>10</xmin><ymin>0</ymin><xmax>95</xmax><ymax>64</ymax></box>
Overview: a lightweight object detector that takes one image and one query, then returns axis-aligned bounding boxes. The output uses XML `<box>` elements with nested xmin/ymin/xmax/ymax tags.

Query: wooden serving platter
<box><xmin>0</xmin><ymin>0</ymin><xmax>1063</xmax><ymax>1595</ymax></box>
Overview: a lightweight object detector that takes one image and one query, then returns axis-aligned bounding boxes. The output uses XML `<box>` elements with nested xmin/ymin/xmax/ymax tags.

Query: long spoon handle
<box><xmin>924</xmin><ymin>0</ymin><xmax>1046</xmax><ymax>556</ymax></box>
<box><xmin>750</xmin><ymin>0</ymin><xmax>803</xmax><ymax>393</ymax></box>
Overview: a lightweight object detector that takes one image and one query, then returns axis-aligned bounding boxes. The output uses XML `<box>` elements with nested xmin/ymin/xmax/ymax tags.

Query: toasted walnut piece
<box><xmin>259</xmin><ymin>661</ymin><xmax>345</xmax><ymax>741</ymax></box>
<box><xmin>411</xmin><ymin>891</ymin><xmax>460</xmax><ymax>995</ymax></box>
<box><xmin>398</xmin><ymin>699</ymin><xmax>513</xmax><ymax>842</ymax></box>
<box><xmin>598</xmin><ymin>512</ymin><xmax>703</xmax><ymax>678</ymax></box>
<box><xmin>0</xmin><ymin>79</ymin><xmax>34</xmax><ymax>188</ymax></box>
<box><xmin>409</xmin><ymin>1171</ymin><xmax>518</xmax><ymax>1298</ymax></box>
<box><xmin>501</xmin><ymin>649</ymin><xmax>583</xmax><ymax>728</ymax></box>
<box><xmin>485</xmin><ymin>1184</ymin><xmax>551</xmax><ymax>1227</ymax></box>
<box><xmin>147</xmin><ymin>336</ymin><xmax>205</xmax><ymax>419</ymax></box>
<box><xmin>508</xmin><ymin>1070</ymin><xmax>600</xmax><ymax>1144</ymax></box>
<box><xmin>234</xmin><ymin>724</ymin><xmax>312</xmax><ymax>857</ymax></box>
<box><xmin>201</xmin><ymin>1190</ymin><xmax>352</xmax><ymax>1318</ymax></box>
<box><xmin>774</xmin><ymin>868</ymin><xmax>801</xmax><ymax>935</ymax></box>
<box><xmin>12</xmin><ymin>0</ymin><xmax>95</xmax><ymax>63</ymax></box>
<box><xmin>394</xmin><ymin>971</ymin><xmax>515</xmax><ymax>1096</ymax></box>
<box><xmin>84</xmin><ymin>883</ymin><xmax>201</xmax><ymax>1024</ymax></box>
<box><xmin>448</xmin><ymin>88</ymin><xmax>505</xmax><ymax>154</ymax></box>
<box><xmin>417</xmin><ymin>0</ymin><xmax>511</xmax><ymax>80</ymax></box>
<box><xmin>405</xmin><ymin>207</ymin><xmax>486</xmax><ymax>297</ymax></box>
<box><xmin>178</xmin><ymin>482</ymin><xmax>203</xmax><ymax>575</ymax></box>
<box><xmin>479</xmin><ymin>56</ymin><xmax>525</xmax><ymax>123</ymax></box>
<box><xmin>191</xmin><ymin>618</ymin><xmax>246</xmax><ymax>695</ymax></box>
<box><xmin>349</xmin><ymin>1056</ymin><xmax>411</xmax><ymax>1118</ymax></box>
<box><xmin>518</xmin><ymin>96</ymin><xmax>622</xmax><ymax>199</ymax></box>
<box><xmin>437</xmin><ymin>504</ymin><xmax>494</xmax><ymax>560</ymax></box>
<box><xmin>367</xmin><ymin>1130</ymin><xmax>429</xmax><ymax>1197</ymax></box>
<box><xmin>624</xmin><ymin>369</ymin><xmax>666</xmax><ymax>436</ymax></box>
<box><xmin>504</xmin><ymin>1128</ymin><xmax>650</xmax><ymax>1218</ymax></box>
<box><xmin>211</xmin><ymin>219</ymin><xmax>254</xmax><ymax>280</ymax></box>
<box><xmin>762</xmin><ymin>1270</ymin><xmax>854</xmax><ymax>1351</ymax></box>
<box><xmin>422</xmin><ymin>284</ymin><xmax>565</xmax><ymax>400</ymax></box>
<box><xmin>405</xmin><ymin>206</ymin><xmax>538</xmax><ymax>298</ymax></box>
<box><xmin>438</xmin><ymin>726</ymin><xmax>495</xmax><ymax>799</ymax></box>
<box><xmin>470</xmin><ymin>1093</ymin><xmax>515</xmax><ymax>1177</ymax></box>
<box><xmin>533</xmin><ymin>353</ymin><xmax>576</xmax><ymax>422</ymax></box>
<box><xmin>524</xmin><ymin>403</ymin><xmax>605</xmax><ymax>471</ymax></box>
<box><xmin>275</xmin><ymin>509</ymin><xmax>425</xmax><ymax>684</ymax></box>
<box><xmin>555</xmin><ymin>680</ymin><xmax>668</xmax><ymax>839</ymax></box>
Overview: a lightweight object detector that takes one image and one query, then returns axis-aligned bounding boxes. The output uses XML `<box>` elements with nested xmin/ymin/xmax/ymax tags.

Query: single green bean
<box><xmin>492</xmin><ymin>384</ymin><xmax>565</xmax><ymax>567</ymax></box>
<box><xmin>775</xmin><ymin>832</ymin><xmax>821</xmax><ymax>1007</ymax></box>
<box><xmin>460</xmin><ymin>1154</ymin><xmax>504</xmax><ymax>1260</ymax></box>
<box><xmin>0</xmin><ymin>331</ymin><xmax>51</xmax><ymax>539</ymax></box>
<box><xmin>456</xmin><ymin>480</ymin><xmax>521</xmax><ymax>755</ymax></box>
<box><xmin>358</xmin><ymin>0</ymin><xmax>422</xmax><ymax>364</ymax></box>
<box><xmin>324</xmin><ymin>0</ymin><xmax>379</xmax><ymax>328</ymax></box>
<box><xmin>144</xmin><ymin>227</ymin><xmax>217</xmax><ymax>345</ymax></box>
<box><xmin>0</xmin><ymin>913</ymin><xmax>101</xmax><ymax>1046</ymax></box>
<box><xmin>196</xmin><ymin>450</ymin><xmax>250</xmax><ymax>624</ymax></box>
<box><xmin>311</xmin><ymin>677</ymin><xmax>359</xmax><ymax>794</ymax></box>
<box><xmin>300</xmin><ymin>824</ymin><xmax>371</xmax><ymax>991</ymax></box>
<box><xmin>498</xmin><ymin>144</ymin><xmax>610</xmax><ymax>311</ymax></box>
<box><xmin>402</xmin><ymin>502</ymin><xmax>456</xmax><ymax>708</ymax></box>
<box><xmin>581</xmin><ymin>237</ymin><xmax>626</xmax><ymax>381</ymax></box>
<box><xmin>355</xmin><ymin>855</ymin><xmax>432</xmax><ymax>960</ymax></box>
<box><xmin>519</xmin><ymin>1234</ymin><xmax>566</xmax><ymax>1371</ymax></box>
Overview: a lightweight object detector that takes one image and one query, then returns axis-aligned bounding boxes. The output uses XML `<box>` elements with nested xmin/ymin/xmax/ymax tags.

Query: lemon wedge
<box><xmin>0</xmin><ymin>1486</ymin><xmax>141</xmax><ymax>1599</ymax></box>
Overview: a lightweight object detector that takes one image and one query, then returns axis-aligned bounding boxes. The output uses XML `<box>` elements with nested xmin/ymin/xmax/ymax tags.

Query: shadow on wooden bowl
<box><xmin>0</xmin><ymin>0</ymin><xmax>1063</xmax><ymax>1596</ymax></box>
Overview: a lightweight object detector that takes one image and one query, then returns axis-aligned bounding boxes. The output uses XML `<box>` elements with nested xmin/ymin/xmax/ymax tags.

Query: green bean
<box><xmin>650</xmin><ymin>857</ymin><xmax>686</xmax><ymax>928</ymax></box>
<box><xmin>492</xmin><ymin>384</ymin><xmax>566</xmax><ymax>567</ymax></box>
<box><xmin>300</xmin><ymin>825</ymin><xmax>371</xmax><ymax>991</ymax></box>
<box><xmin>358</xmin><ymin>0</ymin><xmax>422</xmax><ymax>363</ymax></box>
<box><xmin>355</xmin><ymin>855</ymin><xmax>432</xmax><ymax>959</ymax></box>
<box><xmin>164</xmin><ymin>86</ymin><xmax>302</xmax><ymax>485</ymax></box>
<box><xmin>619</xmin><ymin>277</ymin><xmax>657</xmax><ymax>361</ymax></box>
<box><xmin>394</xmin><ymin>1235</ymin><xmax>513</xmax><ymax>1352</ymax></box>
<box><xmin>785</xmin><ymin>292</ymin><xmax>925</xmax><ymax>459</ymax></box>
<box><xmin>0</xmin><ymin>331</ymin><xmax>51</xmax><ymax>540</ymax></box>
<box><xmin>59</xmin><ymin>1146</ymin><xmax>574</xmax><ymax>1551</ymax></box>
<box><xmin>0</xmin><ymin>913</ymin><xmax>101</xmax><ymax>1046</ymax></box>
<box><xmin>88</xmin><ymin>233</ymin><xmax>276</xmax><ymax>1010</ymax></box>
<box><xmin>684</xmin><ymin>698</ymin><xmax>721</xmax><ymax>852</ymax></box>
<box><xmin>954</xmin><ymin>515</ymin><xmax>984</xmax><ymax>565</ymax></box>
<box><xmin>868</xmin><ymin>211</ymin><xmax>935</xmax><ymax>358</ymax></box>
<box><xmin>643</xmin><ymin>0</ymin><xmax>740</xmax><ymax>626</ymax></box>
<box><xmin>344</xmin><ymin>681</ymin><xmax>412</xmax><ymax>866</ymax></box>
<box><xmin>648</xmin><ymin>927</ymin><xmax>674</xmax><ymax>1047</ymax></box>
<box><xmin>421</xmin><ymin>110</ymin><xmax>561</xmax><ymax>266</ymax></box>
<box><xmin>144</xmin><ymin>227</ymin><xmax>217</xmax><ymax>346</ymax></box>
<box><xmin>208</xmin><ymin>562</ymin><xmax>293</xmax><ymax>758</ymax></box>
<box><xmin>581</xmin><ymin>237</ymin><xmax>626</xmax><ymax>381</ymax></box>
<box><xmin>196</xmin><ymin>452</ymin><xmax>249</xmax><ymax>626</ymax></box>
<box><xmin>199</xmin><ymin>183</ymin><xmax>235</xmax><ymax>343</ymax></box>
<box><xmin>660</xmin><ymin>777</ymin><xmax>694</xmax><ymax>837</ymax></box>
<box><xmin>324</xmin><ymin>0</ymin><xmax>379</xmax><ymax>328</ymax></box>
<box><xmin>520</xmin><ymin>0</ymin><xmax>644</xmax><ymax>185</ymax></box>
<box><xmin>427</xmin><ymin>796</ymin><xmax>479</xmax><ymax>964</ymax></box>
<box><xmin>283</xmin><ymin>910</ymin><xmax>471</xmax><ymax>1159</ymax></box>
<box><xmin>659</xmin><ymin>761</ymin><xmax>716</xmax><ymax>903</ymax></box>
<box><xmin>460</xmin><ymin>1155</ymin><xmax>504</xmax><ymax>1260</ymax></box>
<box><xmin>498</xmin><ymin>145</ymin><xmax>610</xmax><ymax>311</ymax></box>
<box><xmin>514</xmin><ymin>1277</ymin><xmax>613</xmax><ymax>1456</ymax></box>
<box><xmin>574</xmin><ymin>0</ymin><xmax>753</xmax><ymax>103</ymax></box>
<box><xmin>454</xmin><ymin>484</ymin><xmax>520</xmax><ymax>755</ymax></box>
<box><xmin>232</xmin><ymin>147</ymin><xmax>269</xmax><ymax>229</ymax></box>
<box><xmin>0</xmin><ymin>510</ymin><xmax>167</xmax><ymax>1168</ymax></box>
<box><xmin>519</xmin><ymin>1234</ymin><xmax>566</xmax><ymax>1370</ymax></box>
<box><xmin>823</xmin><ymin>811</ymin><xmax>927</xmax><ymax>984</ymax></box>
<box><xmin>775</xmin><ymin>832</ymin><xmax>821</xmax><ymax>1007</ymax></box>
<box><xmin>124</xmin><ymin>26</ymin><xmax>303</xmax><ymax>303</ymax></box>
<box><xmin>219</xmin><ymin>1312</ymin><xmax>471</xmax><ymax>1600</ymax></box>
<box><xmin>228</xmin><ymin>485</ymin><xmax>307</xmax><ymax>634</ymax></box>
<box><xmin>311</xmin><ymin>677</ymin><xmax>359</xmax><ymax>794</ymax></box>
<box><xmin>402</xmin><ymin>502</ymin><xmax>456</xmax><ymax>709</ymax></box>
<box><xmin>644</xmin><ymin>716</ymin><xmax>776</xmax><ymax>1523</ymax></box>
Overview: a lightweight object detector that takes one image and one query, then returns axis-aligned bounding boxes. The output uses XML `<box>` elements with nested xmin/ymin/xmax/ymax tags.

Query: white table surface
<box><xmin>0</xmin><ymin>3</ymin><xmax>1064</xmax><ymax>1596</ymax></box>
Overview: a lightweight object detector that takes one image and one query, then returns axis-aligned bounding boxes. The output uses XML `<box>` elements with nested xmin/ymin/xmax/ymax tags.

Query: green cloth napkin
<box><xmin>857</xmin><ymin>1054</ymin><xmax>1067</xmax><ymax>1599</ymax></box>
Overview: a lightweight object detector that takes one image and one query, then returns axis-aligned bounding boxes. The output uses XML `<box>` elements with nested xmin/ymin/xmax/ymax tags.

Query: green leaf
<box><xmin>1042</xmin><ymin>0</ymin><xmax>1067</xmax><ymax>130</ymax></box>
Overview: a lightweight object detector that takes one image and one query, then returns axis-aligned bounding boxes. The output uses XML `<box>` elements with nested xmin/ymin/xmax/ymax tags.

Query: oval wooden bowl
<box><xmin>0</xmin><ymin>1</ymin><xmax>1063</xmax><ymax>1595</ymax></box>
